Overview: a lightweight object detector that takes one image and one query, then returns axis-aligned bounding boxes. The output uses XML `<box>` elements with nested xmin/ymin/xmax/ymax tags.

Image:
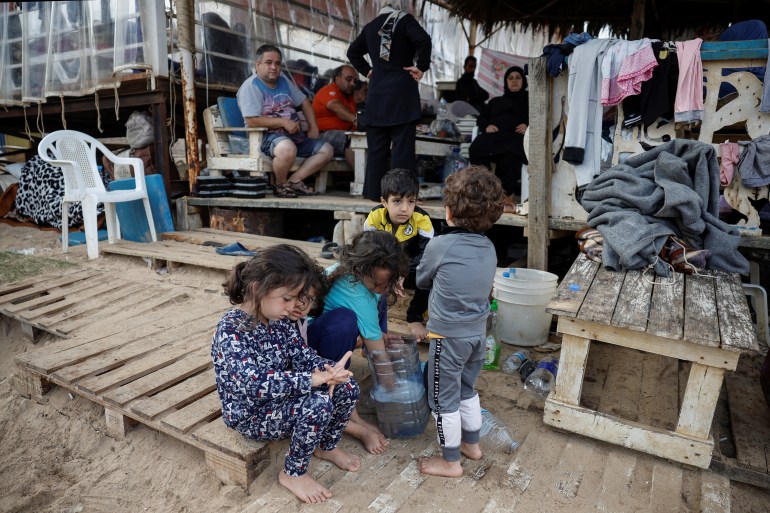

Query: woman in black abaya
<box><xmin>469</xmin><ymin>66</ymin><xmax>529</xmax><ymax>212</ymax></box>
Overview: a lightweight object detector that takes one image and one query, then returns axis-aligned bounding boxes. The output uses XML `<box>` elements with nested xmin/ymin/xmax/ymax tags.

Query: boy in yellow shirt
<box><xmin>364</xmin><ymin>168</ymin><xmax>434</xmax><ymax>339</ymax></box>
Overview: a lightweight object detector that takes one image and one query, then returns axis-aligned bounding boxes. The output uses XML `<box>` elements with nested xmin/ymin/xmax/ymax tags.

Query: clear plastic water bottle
<box><xmin>524</xmin><ymin>357</ymin><xmax>559</xmax><ymax>398</ymax></box>
<box><xmin>442</xmin><ymin>146</ymin><xmax>468</xmax><ymax>182</ymax></box>
<box><xmin>483</xmin><ymin>300</ymin><xmax>501</xmax><ymax>371</ymax></box>
<box><xmin>479</xmin><ymin>408</ymin><xmax>520</xmax><ymax>454</ymax></box>
<box><xmin>437</xmin><ymin>97</ymin><xmax>448</xmax><ymax>120</ymax></box>
<box><xmin>518</xmin><ymin>358</ymin><xmax>538</xmax><ymax>382</ymax></box>
<box><xmin>502</xmin><ymin>350</ymin><xmax>529</xmax><ymax>375</ymax></box>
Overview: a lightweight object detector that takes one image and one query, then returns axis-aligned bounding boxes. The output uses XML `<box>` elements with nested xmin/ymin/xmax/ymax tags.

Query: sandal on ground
<box><xmin>288</xmin><ymin>180</ymin><xmax>316</xmax><ymax>196</ymax></box>
<box><xmin>319</xmin><ymin>242</ymin><xmax>339</xmax><ymax>259</ymax></box>
<box><xmin>273</xmin><ymin>182</ymin><xmax>298</xmax><ymax>198</ymax></box>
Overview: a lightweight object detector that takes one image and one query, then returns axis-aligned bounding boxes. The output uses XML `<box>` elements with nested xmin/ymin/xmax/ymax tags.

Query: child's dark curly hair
<box><xmin>443</xmin><ymin>165</ymin><xmax>506</xmax><ymax>232</ymax></box>
<box><xmin>328</xmin><ymin>230</ymin><xmax>408</xmax><ymax>306</ymax></box>
<box><xmin>222</xmin><ymin>244</ymin><xmax>324</xmax><ymax>318</ymax></box>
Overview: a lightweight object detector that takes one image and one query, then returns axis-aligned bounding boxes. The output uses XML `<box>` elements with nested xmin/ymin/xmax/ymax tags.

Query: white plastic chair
<box><xmin>38</xmin><ymin>130</ymin><xmax>157</xmax><ymax>260</ymax></box>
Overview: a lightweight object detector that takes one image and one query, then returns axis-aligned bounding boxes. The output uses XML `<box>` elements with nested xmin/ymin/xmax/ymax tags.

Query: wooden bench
<box><xmin>544</xmin><ymin>254</ymin><xmax>760</xmax><ymax>468</ymax></box>
<box><xmin>202</xmin><ymin>103</ymin><xmax>350</xmax><ymax>194</ymax></box>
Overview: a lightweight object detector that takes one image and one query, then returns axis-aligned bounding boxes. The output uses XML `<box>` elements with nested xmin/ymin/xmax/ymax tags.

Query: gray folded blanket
<box><xmin>580</xmin><ymin>139</ymin><xmax>749</xmax><ymax>276</ymax></box>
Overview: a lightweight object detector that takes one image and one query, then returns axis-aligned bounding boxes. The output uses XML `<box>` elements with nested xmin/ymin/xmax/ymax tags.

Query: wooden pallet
<box><xmin>711</xmin><ymin>352</ymin><xmax>770</xmax><ymax>489</ymax></box>
<box><xmin>12</xmin><ymin>298</ymin><xmax>269</xmax><ymax>490</ymax></box>
<box><xmin>100</xmin><ymin>229</ymin><xmax>335</xmax><ymax>271</ymax></box>
<box><xmin>0</xmin><ymin>267</ymin><xmax>188</xmax><ymax>341</ymax></box>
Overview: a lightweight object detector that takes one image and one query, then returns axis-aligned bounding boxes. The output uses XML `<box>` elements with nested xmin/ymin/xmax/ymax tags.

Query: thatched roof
<box><xmin>428</xmin><ymin>0</ymin><xmax>770</xmax><ymax>38</ymax></box>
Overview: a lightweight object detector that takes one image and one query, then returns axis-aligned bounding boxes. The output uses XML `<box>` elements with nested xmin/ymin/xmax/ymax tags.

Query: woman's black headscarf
<box><xmin>503</xmin><ymin>66</ymin><xmax>528</xmax><ymax>96</ymax></box>
<box><xmin>489</xmin><ymin>66</ymin><xmax>528</xmax><ymax>121</ymax></box>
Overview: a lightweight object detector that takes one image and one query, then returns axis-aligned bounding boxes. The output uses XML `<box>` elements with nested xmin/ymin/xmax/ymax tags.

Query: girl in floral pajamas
<box><xmin>212</xmin><ymin>244</ymin><xmax>360</xmax><ymax>504</ymax></box>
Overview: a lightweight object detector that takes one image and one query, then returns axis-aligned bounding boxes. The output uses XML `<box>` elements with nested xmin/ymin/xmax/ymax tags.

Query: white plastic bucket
<box><xmin>491</xmin><ymin>269</ymin><xmax>557</xmax><ymax>347</ymax></box>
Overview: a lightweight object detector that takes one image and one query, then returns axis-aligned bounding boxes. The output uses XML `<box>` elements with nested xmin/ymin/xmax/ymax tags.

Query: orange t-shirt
<box><xmin>312</xmin><ymin>82</ymin><xmax>357</xmax><ymax>132</ymax></box>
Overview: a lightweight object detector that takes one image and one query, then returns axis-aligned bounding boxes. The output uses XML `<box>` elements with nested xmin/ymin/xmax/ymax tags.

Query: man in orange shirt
<box><xmin>312</xmin><ymin>65</ymin><xmax>359</xmax><ymax>168</ymax></box>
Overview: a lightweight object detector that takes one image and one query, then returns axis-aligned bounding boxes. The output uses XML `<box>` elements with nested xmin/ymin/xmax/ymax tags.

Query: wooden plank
<box><xmin>130</xmin><ymin>368</ymin><xmax>217</xmax><ymax>421</ymax></box>
<box><xmin>102</xmin><ymin>240</ymin><xmax>249</xmax><ymax>270</ymax></box>
<box><xmin>577</xmin><ymin>266</ymin><xmax>625</xmax><ymax>325</ymax></box>
<box><xmin>16</xmin><ymin>280</ymin><xmax>140</xmax><ymax>320</ymax></box>
<box><xmin>558</xmin><ymin>317</ymin><xmax>740</xmax><ymax>370</ymax></box>
<box><xmin>14</xmin><ymin>305</ymin><xmax>210</xmax><ymax>374</ymax></box>
<box><xmin>0</xmin><ymin>266</ymin><xmax>86</xmax><ymax>296</ymax></box>
<box><xmin>724</xmin><ymin>354</ymin><xmax>770</xmax><ymax>473</ymax></box>
<box><xmin>75</xmin><ymin>333</ymin><xmax>213</xmax><ymax>396</ymax></box>
<box><xmin>192</xmin><ymin>418</ymin><xmax>268</xmax><ymax>460</ymax></box>
<box><xmin>102</xmin><ymin>350</ymin><xmax>213</xmax><ymax>407</ymax></box>
<box><xmin>676</xmin><ymin>363</ymin><xmax>725</xmax><ymax>440</ymax></box>
<box><xmin>33</xmin><ymin>283</ymin><xmax>157</xmax><ymax>326</ymax></box>
<box><xmin>525</xmin><ymin>55</ymin><xmax>552</xmax><ymax>271</ymax></box>
<box><xmin>170</xmin><ymin>229</ymin><xmax>336</xmax><ymax>266</ymax></box>
<box><xmin>648</xmin><ymin>460</ymin><xmax>683</xmax><ymax>513</ymax></box>
<box><xmin>714</xmin><ymin>270</ymin><xmax>759</xmax><ymax>353</ymax></box>
<box><xmin>546</xmin><ymin>254</ymin><xmax>598</xmax><ymax>317</ymax></box>
<box><xmin>0</xmin><ymin>269</ymin><xmax>100</xmax><ymax>305</ymax></box>
<box><xmin>699</xmin><ymin>471</ymin><xmax>732</xmax><ymax>513</ymax></box>
<box><xmin>3</xmin><ymin>274</ymin><xmax>115</xmax><ymax>314</ymax></box>
<box><xmin>611</xmin><ymin>269</ymin><xmax>652</xmax><ymax>331</ymax></box>
<box><xmin>684</xmin><ymin>273</ymin><xmax>720</xmax><ymax>348</ymax></box>
<box><xmin>160</xmin><ymin>391</ymin><xmax>222</xmax><ymax>434</ymax></box>
<box><xmin>53</xmin><ymin>289</ymin><xmax>190</xmax><ymax>336</ymax></box>
<box><xmin>51</xmin><ymin>314</ymin><xmax>219</xmax><ymax>384</ymax></box>
<box><xmin>551</xmin><ymin>333</ymin><xmax>590</xmax><ymax>405</ymax></box>
<box><xmin>647</xmin><ymin>270</ymin><xmax>684</xmax><ymax>340</ymax></box>
<box><xmin>544</xmin><ymin>398</ymin><xmax>714</xmax><ymax>468</ymax></box>
<box><xmin>595</xmin><ymin>451</ymin><xmax>638</xmax><ymax>513</ymax></box>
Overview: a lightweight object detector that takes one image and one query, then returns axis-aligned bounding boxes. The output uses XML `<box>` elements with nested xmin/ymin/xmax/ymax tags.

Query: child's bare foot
<box><xmin>314</xmin><ymin>447</ymin><xmax>361</xmax><ymax>471</ymax></box>
<box><xmin>461</xmin><ymin>442</ymin><xmax>482</xmax><ymax>460</ymax></box>
<box><xmin>418</xmin><ymin>455</ymin><xmax>464</xmax><ymax>477</ymax></box>
<box><xmin>278</xmin><ymin>470</ymin><xmax>332</xmax><ymax>503</ymax></box>
<box><xmin>407</xmin><ymin>321</ymin><xmax>429</xmax><ymax>341</ymax></box>
<box><xmin>345</xmin><ymin>418</ymin><xmax>388</xmax><ymax>454</ymax></box>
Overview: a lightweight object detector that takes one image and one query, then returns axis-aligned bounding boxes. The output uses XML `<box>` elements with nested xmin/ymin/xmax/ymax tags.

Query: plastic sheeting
<box><xmin>0</xmin><ymin>0</ymin><xmax>557</xmax><ymax>107</ymax></box>
<box><xmin>0</xmin><ymin>1</ymin><xmax>150</xmax><ymax>106</ymax></box>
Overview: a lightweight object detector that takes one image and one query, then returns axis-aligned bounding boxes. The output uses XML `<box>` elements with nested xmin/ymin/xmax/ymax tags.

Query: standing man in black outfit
<box><xmin>347</xmin><ymin>0</ymin><xmax>432</xmax><ymax>201</ymax></box>
<box><xmin>455</xmin><ymin>56</ymin><xmax>489</xmax><ymax>113</ymax></box>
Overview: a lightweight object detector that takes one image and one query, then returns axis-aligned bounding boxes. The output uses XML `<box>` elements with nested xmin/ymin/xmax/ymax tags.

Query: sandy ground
<box><xmin>1</xmin><ymin>223</ymin><xmax>770</xmax><ymax>513</ymax></box>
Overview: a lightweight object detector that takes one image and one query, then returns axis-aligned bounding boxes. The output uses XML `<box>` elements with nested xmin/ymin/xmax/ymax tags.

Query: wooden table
<box><xmin>544</xmin><ymin>254</ymin><xmax>759</xmax><ymax>468</ymax></box>
<box><xmin>347</xmin><ymin>131</ymin><xmax>462</xmax><ymax>196</ymax></box>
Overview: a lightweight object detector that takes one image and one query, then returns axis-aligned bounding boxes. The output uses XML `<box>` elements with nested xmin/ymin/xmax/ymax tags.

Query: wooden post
<box><xmin>526</xmin><ymin>56</ymin><xmax>552</xmax><ymax>271</ymax></box>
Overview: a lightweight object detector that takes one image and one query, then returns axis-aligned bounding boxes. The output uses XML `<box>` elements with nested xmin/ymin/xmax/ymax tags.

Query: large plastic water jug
<box><xmin>366</xmin><ymin>336</ymin><xmax>430</xmax><ymax>438</ymax></box>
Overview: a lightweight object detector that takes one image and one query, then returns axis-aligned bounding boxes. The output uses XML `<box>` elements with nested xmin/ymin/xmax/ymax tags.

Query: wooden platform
<box><xmin>544</xmin><ymin>254</ymin><xmax>760</xmax><ymax>468</ymax></box>
<box><xmin>99</xmin><ymin>229</ymin><xmax>336</xmax><ymax>271</ymax></box>
<box><xmin>712</xmin><ymin>351</ymin><xmax>770</xmax><ymax>489</ymax></box>
<box><xmin>12</xmin><ymin>297</ymin><xmax>269</xmax><ymax>490</ymax></box>
<box><xmin>0</xmin><ymin>268</ymin><xmax>188</xmax><ymax>341</ymax></box>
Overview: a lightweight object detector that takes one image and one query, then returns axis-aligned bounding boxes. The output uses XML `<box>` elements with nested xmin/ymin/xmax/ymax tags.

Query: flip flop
<box><xmin>215</xmin><ymin>242</ymin><xmax>257</xmax><ymax>257</ymax></box>
<box><xmin>319</xmin><ymin>242</ymin><xmax>339</xmax><ymax>259</ymax></box>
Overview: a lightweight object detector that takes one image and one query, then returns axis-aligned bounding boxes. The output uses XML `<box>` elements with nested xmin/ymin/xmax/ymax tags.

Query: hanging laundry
<box><xmin>601</xmin><ymin>38</ymin><xmax>658</xmax><ymax>107</ymax></box>
<box><xmin>622</xmin><ymin>41</ymin><xmax>679</xmax><ymax>128</ymax></box>
<box><xmin>738</xmin><ymin>134</ymin><xmax>770</xmax><ymax>187</ymax></box>
<box><xmin>719</xmin><ymin>141</ymin><xmax>741</xmax><ymax>186</ymax></box>
<box><xmin>674</xmin><ymin>39</ymin><xmax>704</xmax><ymax>123</ymax></box>
<box><xmin>564</xmin><ymin>38</ymin><xmax>617</xmax><ymax>187</ymax></box>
